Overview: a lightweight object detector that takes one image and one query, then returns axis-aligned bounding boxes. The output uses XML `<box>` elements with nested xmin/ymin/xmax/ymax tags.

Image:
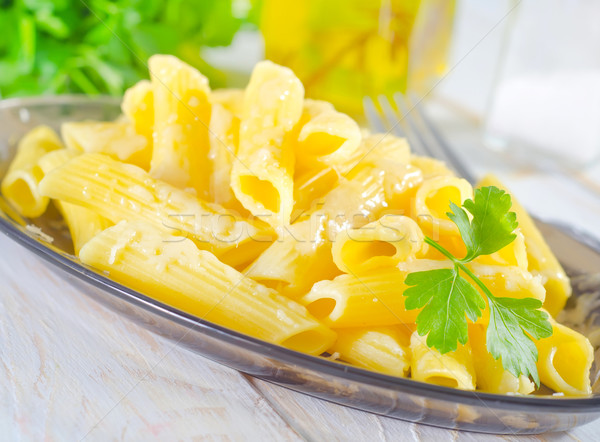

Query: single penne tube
<box><xmin>207</xmin><ymin>102</ymin><xmax>244</xmax><ymax>211</ymax></box>
<box><xmin>79</xmin><ymin>220</ymin><xmax>336</xmax><ymax>355</ymax></box>
<box><xmin>330</xmin><ymin>325</ymin><xmax>413</xmax><ymax>377</ymax></box>
<box><xmin>295</xmin><ymin>105</ymin><xmax>361</xmax><ymax>170</ymax></box>
<box><xmin>341</xmin><ymin>133</ymin><xmax>411</xmax><ymax>178</ymax></box>
<box><xmin>61</xmin><ymin>121</ymin><xmax>151</xmax><ymax>170</ymax></box>
<box><xmin>231</xmin><ymin>61</ymin><xmax>304</xmax><ymax>227</ymax></box>
<box><xmin>210</xmin><ymin>88</ymin><xmax>245</xmax><ymax>118</ymax></box>
<box><xmin>149</xmin><ymin>54</ymin><xmax>212</xmax><ymax>198</ymax></box>
<box><xmin>332</xmin><ymin>215</ymin><xmax>426</xmax><ymax>274</ymax></box>
<box><xmin>468</xmin><ymin>324</ymin><xmax>534</xmax><ymax>395</ymax></box>
<box><xmin>410</xmin><ymin>331</ymin><xmax>476</xmax><ymax>390</ymax></box>
<box><xmin>1</xmin><ymin>126</ymin><xmax>63</xmax><ymax>218</ymax></box>
<box><xmin>477</xmin><ymin>174</ymin><xmax>571</xmax><ymax>317</ymax></box>
<box><xmin>412</xmin><ymin>175</ymin><xmax>473</xmax><ymax>258</ymax></box>
<box><xmin>121</xmin><ymin>79</ymin><xmax>154</xmax><ymax>141</ymax></box>
<box><xmin>245</xmin><ymin>217</ymin><xmax>340</xmax><ymax>299</ymax></box>
<box><xmin>300</xmin><ymin>268</ymin><xmax>419</xmax><ymax>328</ymax></box>
<box><xmin>535</xmin><ymin>315</ymin><xmax>593</xmax><ymax>396</ymax></box>
<box><xmin>37</xmin><ymin>150</ymin><xmax>112</xmax><ymax>254</ymax></box>
<box><xmin>38</xmin><ymin>153</ymin><xmax>273</xmax><ymax>267</ymax></box>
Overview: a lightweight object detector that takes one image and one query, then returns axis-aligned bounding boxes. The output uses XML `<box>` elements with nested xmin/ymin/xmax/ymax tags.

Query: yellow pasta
<box><xmin>535</xmin><ymin>315</ymin><xmax>593</xmax><ymax>396</ymax></box>
<box><xmin>121</xmin><ymin>79</ymin><xmax>154</xmax><ymax>141</ymax></box>
<box><xmin>413</xmin><ymin>175</ymin><xmax>473</xmax><ymax>258</ymax></box>
<box><xmin>301</xmin><ymin>268</ymin><xmax>419</xmax><ymax>328</ymax></box>
<box><xmin>149</xmin><ymin>54</ymin><xmax>212</xmax><ymax>198</ymax></box>
<box><xmin>39</xmin><ymin>153</ymin><xmax>272</xmax><ymax>268</ymax></box>
<box><xmin>330</xmin><ymin>326</ymin><xmax>413</xmax><ymax>377</ymax></box>
<box><xmin>231</xmin><ymin>61</ymin><xmax>304</xmax><ymax>227</ymax></box>
<box><xmin>79</xmin><ymin>220</ymin><xmax>336</xmax><ymax>355</ymax></box>
<box><xmin>1</xmin><ymin>126</ymin><xmax>63</xmax><ymax>218</ymax></box>
<box><xmin>207</xmin><ymin>102</ymin><xmax>244</xmax><ymax>212</ymax></box>
<box><xmin>469</xmin><ymin>324</ymin><xmax>534</xmax><ymax>395</ymax></box>
<box><xmin>245</xmin><ymin>217</ymin><xmax>340</xmax><ymax>299</ymax></box>
<box><xmin>478</xmin><ymin>175</ymin><xmax>571</xmax><ymax>317</ymax></box>
<box><xmin>332</xmin><ymin>215</ymin><xmax>425</xmax><ymax>274</ymax></box>
<box><xmin>410</xmin><ymin>331</ymin><xmax>476</xmax><ymax>390</ymax></box>
<box><xmin>3</xmin><ymin>54</ymin><xmax>588</xmax><ymax>398</ymax></box>
<box><xmin>61</xmin><ymin>121</ymin><xmax>151</xmax><ymax>169</ymax></box>
<box><xmin>37</xmin><ymin>150</ymin><xmax>112</xmax><ymax>254</ymax></box>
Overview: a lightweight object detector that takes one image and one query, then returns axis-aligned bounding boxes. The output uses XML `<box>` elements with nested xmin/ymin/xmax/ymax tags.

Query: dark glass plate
<box><xmin>2</xmin><ymin>96</ymin><xmax>600</xmax><ymax>435</ymax></box>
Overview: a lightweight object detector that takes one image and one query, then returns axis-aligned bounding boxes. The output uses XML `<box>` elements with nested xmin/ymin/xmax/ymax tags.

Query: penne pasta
<box><xmin>1</xmin><ymin>126</ymin><xmax>63</xmax><ymax>218</ymax></box>
<box><xmin>535</xmin><ymin>315</ymin><xmax>593</xmax><ymax>396</ymax></box>
<box><xmin>477</xmin><ymin>175</ymin><xmax>571</xmax><ymax>317</ymax></box>
<box><xmin>332</xmin><ymin>215</ymin><xmax>425</xmax><ymax>274</ymax></box>
<box><xmin>330</xmin><ymin>326</ymin><xmax>413</xmax><ymax>377</ymax></box>
<box><xmin>79</xmin><ymin>220</ymin><xmax>336</xmax><ymax>355</ymax></box>
<box><xmin>61</xmin><ymin>121</ymin><xmax>151</xmax><ymax>169</ymax></box>
<box><xmin>469</xmin><ymin>324</ymin><xmax>534</xmax><ymax>395</ymax></box>
<box><xmin>410</xmin><ymin>331</ymin><xmax>476</xmax><ymax>390</ymax></box>
<box><xmin>37</xmin><ymin>150</ymin><xmax>112</xmax><ymax>254</ymax></box>
<box><xmin>38</xmin><ymin>153</ymin><xmax>272</xmax><ymax>267</ymax></box>
<box><xmin>121</xmin><ymin>79</ymin><xmax>154</xmax><ymax>141</ymax></box>
<box><xmin>231</xmin><ymin>61</ymin><xmax>304</xmax><ymax>227</ymax></box>
<box><xmin>301</xmin><ymin>268</ymin><xmax>419</xmax><ymax>328</ymax></box>
<box><xmin>245</xmin><ymin>217</ymin><xmax>340</xmax><ymax>299</ymax></box>
<box><xmin>149</xmin><ymin>54</ymin><xmax>212</xmax><ymax>198</ymax></box>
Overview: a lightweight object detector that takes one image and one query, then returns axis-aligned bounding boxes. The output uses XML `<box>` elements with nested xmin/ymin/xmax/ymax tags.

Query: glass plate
<box><xmin>2</xmin><ymin>96</ymin><xmax>600</xmax><ymax>435</ymax></box>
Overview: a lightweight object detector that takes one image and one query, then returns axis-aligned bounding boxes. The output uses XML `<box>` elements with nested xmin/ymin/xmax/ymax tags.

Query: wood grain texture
<box><xmin>0</xmin><ymin>232</ymin><xmax>598</xmax><ymax>441</ymax></box>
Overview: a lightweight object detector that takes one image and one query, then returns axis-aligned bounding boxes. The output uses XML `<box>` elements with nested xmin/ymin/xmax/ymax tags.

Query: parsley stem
<box><xmin>423</xmin><ymin>236</ymin><xmax>497</xmax><ymax>303</ymax></box>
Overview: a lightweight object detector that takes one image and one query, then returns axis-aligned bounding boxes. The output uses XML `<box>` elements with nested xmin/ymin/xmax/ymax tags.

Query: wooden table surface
<box><xmin>2</xmin><ymin>107</ymin><xmax>600</xmax><ymax>441</ymax></box>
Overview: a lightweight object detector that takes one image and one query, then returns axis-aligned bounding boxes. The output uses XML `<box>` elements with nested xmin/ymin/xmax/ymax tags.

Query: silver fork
<box><xmin>363</xmin><ymin>93</ymin><xmax>475</xmax><ymax>183</ymax></box>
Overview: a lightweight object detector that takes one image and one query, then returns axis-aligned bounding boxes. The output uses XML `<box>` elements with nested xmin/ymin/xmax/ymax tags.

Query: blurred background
<box><xmin>2</xmin><ymin>0</ymin><xmax>600</xmax><ymax>232</ymax></box>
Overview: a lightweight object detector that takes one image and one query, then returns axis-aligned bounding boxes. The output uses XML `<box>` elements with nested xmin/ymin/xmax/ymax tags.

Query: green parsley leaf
<box><xmin>404</xmin><ymin>185</ymin><xmax>553</xmax><ymax>384</ymax></box>
<box><xmin>448</xmin><ymin>186</ymin><xmax>518</xmax><ymax>261</ymax></box>
<box><xmin>486</xmin><ymin>296</ymin><xmax>553</xmax><ymax>385</ymax></box>
<box><xmin>405</xmin><ymin>268</ymin><xmax>485</xmax><ymax>353</ymax></box>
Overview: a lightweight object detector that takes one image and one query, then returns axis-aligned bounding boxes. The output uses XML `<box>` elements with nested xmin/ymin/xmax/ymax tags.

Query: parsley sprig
<box><xmin>404</xmin><ymin>186</ymin><xmax>553</xmax><ymax>385</ymax></box>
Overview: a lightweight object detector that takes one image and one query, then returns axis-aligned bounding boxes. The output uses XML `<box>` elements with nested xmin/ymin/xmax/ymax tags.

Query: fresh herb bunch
<box><xmin>404</xmin><ymin>186</ymin><xmax>553</xmax><ymax>385</ymax></box>
<box><xmin>0</xmin><ymin>0</ymin><xmax>255</xmax><ymax>98</ymax></box>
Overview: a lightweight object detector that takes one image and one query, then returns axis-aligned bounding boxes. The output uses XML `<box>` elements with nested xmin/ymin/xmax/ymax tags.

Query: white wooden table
<box><xmin>2</xmin><ymin>107</ymin><xmax>600</xmax><ymax>441</ymax></box>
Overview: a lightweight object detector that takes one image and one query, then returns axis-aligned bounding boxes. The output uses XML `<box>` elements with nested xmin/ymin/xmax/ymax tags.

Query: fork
<box><xmin>363</xmin><ymin>93</ymin><xmax>475</xmax><ymax>183</ymax></box>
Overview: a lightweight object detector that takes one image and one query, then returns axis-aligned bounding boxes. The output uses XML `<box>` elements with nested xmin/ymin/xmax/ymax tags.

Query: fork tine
<box><xmin>389</xmin><ymin>93</ymin><xmax>431</xmax><ymax>158</ymax></box>
<box><xmin>362</xmin><ymin>96</ymin><xmax>387</xmax><ymax>133</ymax></box>
<box><xmin>376</xmin><ymin>95</ymin><xmax>406</xmax><ymax>139</ymax></box>
<box><xmin>398</xmin><ymin>93</ymin><xmax>476</xmax><ymax>183</ymax></box>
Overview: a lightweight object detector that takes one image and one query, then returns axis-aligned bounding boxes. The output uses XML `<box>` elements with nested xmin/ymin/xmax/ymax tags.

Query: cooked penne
<box><xmin>301</xmin><ymin>268</ymin><xmax>419</xmax><ymax>328</ymax></box>
<box><xmin>79</xmin><ymin>220</ymin><xmax>336</xmax><ymax>355</ymax></box>
<box><xmin>61</xmin><ymin>121</ymin><xmax>151</xmax><ymax>169</ymax></box>
<box><xmin>207</xmin><ymin>102</ymin><xmax>244</xmax><ymax>211</ymax></box>
<box><xmin>469</xmin><ymin>324</ymin><xmax>534</xmax><ymax>395</ymax></box>
<box><xmin>121</xmin><ymin>79</ymin><xmax>154</xmax><ymax>141</ymax></box>
<box><xmin>1</xmin><ymin>126</ymin><xmax>63</xmax><ymax>218</ymax></box>
<box><xmin>413</xmin><ymin>175</ymin><xmax>473</xmax><ymax>258</ymax></box>
<box><xmin>149</xmin><ymin>54</ymin><xmax>212</xmax><ymax>198</ymax></box>
<box><xmin>231</xmin><ymin>61</ymin><xmax>304</xmax><ymax>227</ymax></box>
<box><xmin>39</xmin><ymin>153</ymin><xmax>272</xmax><ymax>267</ymax></box>
<box><xmin>245</xmin><ymin>217</ymin><xmax>340</xmax><ymax>299</ymax></box>
<box><xmin>477</xmin><ymin>175</ymin><xmax>571</xmax><ymax>317</ymax></box>
<box><xmin>410</xmin><ymin>331</ymin><xmax>476</xmax><ymax>390</ymax></box>
<box><xmin>295</xmin><ymin>104</ymin><xmax>361</xmax><ymax>171</ymax></box>
<box><xmin>210</xmin><ymin>88</ymin><xmax>245</xmax><ymax>118</ymax></box>
<box><xmin>332</xmin><ymin>215</ymin><xmax>425</xmax><ymax>274</ymax></box>
<box><xmin>37</xmin><ymin>150</ymin><xmax>111</xmax><ymax>254</ymax></box>
<box><xmin>535</xmin><ymin>316</ymin><xmax>593</xmax><ymax>396</ymax></box>
<box><xmin>331</xmin><ymin>326</ymin><xmax>413</xmax><ymax>377</ymax></box>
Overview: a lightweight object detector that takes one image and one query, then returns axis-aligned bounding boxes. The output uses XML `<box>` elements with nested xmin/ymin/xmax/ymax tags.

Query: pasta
<box><xmin>1</xmin><ymin>126</ymin><xmax>63</xmax><ymax>217</ymax></box>
<box><xmin>3</xmin><ymin>54</ymin><xmax>593</xmax><ymax>398</ymax></box>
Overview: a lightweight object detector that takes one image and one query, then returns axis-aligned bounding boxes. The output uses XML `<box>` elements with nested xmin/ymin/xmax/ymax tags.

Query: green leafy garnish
<box><xmin>404</xmin><ymin>186</ymin><xmax>553</xmax><ymax>385</ymax></box>
<box><xmin>0</xmin><ymin>0</ymin><xmax>260</xmax><ymax>98</ymax></box>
